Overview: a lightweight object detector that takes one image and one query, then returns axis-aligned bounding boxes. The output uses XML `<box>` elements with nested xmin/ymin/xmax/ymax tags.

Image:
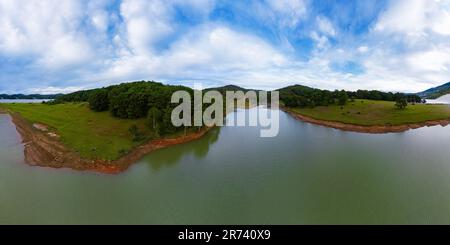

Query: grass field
<box><xmin>291</xmin><ymin>99</ymin><xmax>450</xmax><ymax>126</ymax></box>
<box><xmin>0</xmin><ymin>103</ymin><xmax>153</xmax><ymax>160</ymax></box>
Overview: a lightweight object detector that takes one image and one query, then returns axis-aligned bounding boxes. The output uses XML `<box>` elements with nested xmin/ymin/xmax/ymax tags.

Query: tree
<box><xmin>129</xmin><ymin>125</ymin><xmax>146</xmax><ymax>142</ymax></box>
<box><xmin>109</xmin><ymin>93</ymin><xmax>130</xmax><ymax>118</ymax></box>
<box><xmin>395</xmin><ymin>97</ymin><xmax>408</xmax><ymax>110</ymax></box>
<box><xmin>88</xmin><ymin>89</ymin><xmax>109</xmax><ymax>112</ymax></box>
<box><xmin>126</xmin><ymin>93</ymin><xmax>149</xmax><ymax>119</ymax></box>
<box><xmin>147</xmin><ymin>107</ymin><xmax>162</xmax><ymax>132</ymax></box>
<box><xmin>337</xmin><ymin>90</ymin><xmax>348</xmax><ymax>105</ymax></box>
<box><xmin>283</xmin><ymin>95</ymin><xmax>299</xmax><ymax>107</ymax></box>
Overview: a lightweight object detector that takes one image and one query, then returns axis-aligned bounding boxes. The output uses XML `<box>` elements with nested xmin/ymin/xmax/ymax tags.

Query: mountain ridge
<box><xmin>417</xmin><ymin>82</ymin><xmax>450</xmax><ymax>99</ymax></box>
<box><xmin>0</xmin><ymin>94</ymin><xmax>62</xmax><ymax>100</ymax></box>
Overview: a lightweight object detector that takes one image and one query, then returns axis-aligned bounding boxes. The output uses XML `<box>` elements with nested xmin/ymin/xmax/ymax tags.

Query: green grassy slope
<box><xmin>291</xmin><ymin>100</ymin><xmax>450</xmax><ymax>126</ymax></box>
<box><xmin>1</xmin><ymin>103</ymin><xmax>152</xmax><ymax>160</ymax></box>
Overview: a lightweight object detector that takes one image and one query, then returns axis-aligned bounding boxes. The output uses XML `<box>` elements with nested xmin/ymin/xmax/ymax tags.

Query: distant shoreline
<box><xmin>283</xmin><ymin>107</ymin><xmax>450</xmax><ymax>134</ymax></box>
<box><xmin>0</xmin><ymin>99</ymin><xmax>52</xmax><ymax>103</ymax></box>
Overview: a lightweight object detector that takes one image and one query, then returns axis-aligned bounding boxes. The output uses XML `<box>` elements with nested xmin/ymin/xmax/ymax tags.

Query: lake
<box><xmin>1</xmin><ymin>108</ymin><xmax>450</xmax><ymax>224</ymax></box>
<box><xmin>0</xmin><ymin>99</ymin><xmax>51</xmax><ymax>103</ymax></box>
<box><xmin>427</xmin><ymin>94</ymin><xmax>450</xmax><ymax>104</ymax></box>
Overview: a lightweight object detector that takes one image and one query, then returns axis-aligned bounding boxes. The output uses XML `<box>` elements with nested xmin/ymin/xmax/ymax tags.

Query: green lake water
<box><xmin>1</xmin><ymin>108</ymin><xmax>450</xmax><ymax>224</ymax></box>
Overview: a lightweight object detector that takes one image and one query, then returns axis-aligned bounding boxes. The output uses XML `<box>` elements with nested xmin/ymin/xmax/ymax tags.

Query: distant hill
<box><xmin>0</xmin><ymin>94</ymin><xmax>62</xmax><ymax>100</ymax></box>
<box><xmin>277</xmin><ymin>84</ymin><xmax>343</xmax><ymax>107</ymax></box>
<box><xmin>204</xmin><ymin>84</ymin><xmax>258</xmax><ymax>94</ymax></box>
<box><xmin>417</xmin><ymin>82</ymin><xmax>450</xmax><ymax>99</ymax></box>
<box><xmin>277</xmin><ymin>84</ymin><xmax>316</xmax><ymax>94</ymax></box>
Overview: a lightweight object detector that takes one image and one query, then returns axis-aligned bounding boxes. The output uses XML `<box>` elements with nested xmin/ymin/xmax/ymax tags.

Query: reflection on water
<box><xmin>426</xmin><ymin>94</ymin><xmax>450</xmax><ymax>104</ymax></box>
<box><xmin>2</xmin><ymin>108</ymin><xmax>450</xmax><ymax>224</ymax></box>
<box><xmin>146</xmin><ymin>128</ymin><xmax>221</xmax><ymax>171</ymax></box>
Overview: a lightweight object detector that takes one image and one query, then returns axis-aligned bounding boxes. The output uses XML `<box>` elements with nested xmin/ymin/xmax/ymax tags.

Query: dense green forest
<box><xmin>53</xmin><ymin>81</ymin><xmax>195</xmax><ymax>135</ymax></box>
<box><xmin>0</xmin><ymin>94</ymin><xmax>61</xmax><ymax>100</ymax></box>
<box><xmin>278</xmin><ymin>85</ymin><xmax>423</xmax><ymax>108</ymax></box>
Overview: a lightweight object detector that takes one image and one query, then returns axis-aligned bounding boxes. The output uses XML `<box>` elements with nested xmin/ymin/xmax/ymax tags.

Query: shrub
<box><xmin>395</xmin><ymin>98</ymin><xmax>408</xmax><ymax>110</ymax></box>
<box><xmin>129</xmin><ymin>125</ymin><xmax>146</xmax><ymax>142</ymax></box>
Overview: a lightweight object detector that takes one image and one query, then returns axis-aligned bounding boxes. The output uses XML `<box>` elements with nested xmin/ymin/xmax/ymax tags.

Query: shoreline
<box><xmin>2</xmin><ymin>110</ymin><xmax>211</xmax><ymax>174</ymax></box>
<box><xmin>4</xmin><ymin>105</ymin><xmax>450</xmax><ymax>174</ymax></box>
<box><xmin>283</xmin><ymin>107</ymin><xmax>450</xmax><ymax>134</ymax></box>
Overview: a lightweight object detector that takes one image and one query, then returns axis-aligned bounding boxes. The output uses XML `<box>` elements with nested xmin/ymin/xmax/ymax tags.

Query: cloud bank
<box><xmin>0</xmin><ymin>0</ymin><xmax>449</xmax><ymax>94</ymax></box>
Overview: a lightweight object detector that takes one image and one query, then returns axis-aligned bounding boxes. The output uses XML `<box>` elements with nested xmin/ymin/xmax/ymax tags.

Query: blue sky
<box><xmin>1</xmin><ymin>0</ymin><xmax>450</xmax><ymax>94</ymax></box>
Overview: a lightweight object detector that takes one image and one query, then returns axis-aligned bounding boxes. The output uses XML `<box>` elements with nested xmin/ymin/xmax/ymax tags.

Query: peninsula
<box><xmin>0</xmin><ymin>81</ymin><xmax>210</xmax><ymax>174</ymax></box>
<box><xmin>279</xmin><ymin>85</ymin><xmax>450</xmax><ymax>133</ymax></box>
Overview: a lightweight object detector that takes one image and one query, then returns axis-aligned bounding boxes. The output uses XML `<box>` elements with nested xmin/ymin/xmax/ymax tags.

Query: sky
<box><xmin>1</xmin><ymin>0</ymin><xmax>450</xmax><ymax>94</ymax></box>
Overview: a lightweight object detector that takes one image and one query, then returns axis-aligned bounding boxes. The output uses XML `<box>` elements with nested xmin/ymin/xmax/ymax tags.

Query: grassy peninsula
<box><xmin>0</xmin><ymin>81</ymin><xmax>209</xmax><ymax>173</ymax></box>
<box><xmin>279</xmin><ymin>85</ymin><xmax>450</xmax><ymax>131</ymax></box>
<box><xmin>1</xmin><ymin>102</ymin><xmax>151</xmax><ymax>160</ymax></box>
<box><xmin>291</xmin><ymin>100</ymin><xmax>450</xmax><ymax>126</ymax></box>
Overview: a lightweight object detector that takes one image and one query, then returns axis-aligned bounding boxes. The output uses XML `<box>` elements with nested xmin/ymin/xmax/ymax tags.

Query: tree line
<box><xmin>347</xmin><ymin>90</ymin><xmax>422</xmax><ymax>103</ymax></box>
<box><xmin>279</xmin><ymin>85</ymin><xmax>423</xmax><ymax>108</ymax></box>
<box><xmin>0</xmin><ymin>94</ymin><xmax>62</xmax><ymax>100</ymax></box>
<box><xmin>53</xmin><ymin>81</ymin><xmax>196</xmax><ymax>136</ymax></box>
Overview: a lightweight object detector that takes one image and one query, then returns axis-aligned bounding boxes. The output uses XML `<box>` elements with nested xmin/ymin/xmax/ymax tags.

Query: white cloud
<box><xmin>375</xmin><ymin>0</ymin><xmax>450</xmax><ymax>36</ymax></box>
<box><xmin>374</xmin><ymin>0</ymin><xmax>427</xmax><ymax>35</ymax></box>
<box><xmin>99</xmin><ymin>25</ymin><xmax>288</xmax><ymax>85</ymax></box>
<box><xmin>429</xmin><ymin>0</ymin><xmax>450</xmax><ymax>35</ymax></box>
<box><xmin>310</xmin><ymin>31</ymin><xmax>329</xmax><ymax>50</ymax></box>
<box><xmin>90</xmin><ymin>10</ymin><xmax>109</xmax><ymax>33</ymax></box>
<box><xmin>266</xmin><ymin>0</ymin><xmax>307</xmax><ymax>27</ymax></box>
<box><xmin>0</xmin><ymin>0</ymin><xmax>108</xmax><ymax>69</ymax></box>
<box><xmin>2</xmin><ymin>0</ymin><xmax>450</xmax><ymax>94</ymax></box>
<box><xmin>308</xmin><ymin>16</ymin><xmax>337</xmax><ymax>51</ymax></box>
<box><xmin>358</xmin><ymin>46</ymin><xmax>369</xmax><ymax>53</ymax></box>
<box><xmin>407</xmin><ymin>49</ymin><xmax>450</xmax><ymax>72</ymax></box>
<box><xmin>317</xmin><ymin>16</ymin><xmax>336</xmax><ymax>37</ymax></box>
<box><xmin>163</xmin><ymin>27</ymin><xmax>287</xmax><ymax>71</ymax></box>
<box><xmin>362</xmin><ymin>0</ymin><xmax>450</xmax><ymax>91</ymax></box>
<box><xmin>119</xmin><ymin>0</ymin><xmax>173</xmax><ymax>55</ymax></box>
<box><xmin>27</xmin><ymin>86</ymin><xmax>85</xmax><ymax>95</ymax></box>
